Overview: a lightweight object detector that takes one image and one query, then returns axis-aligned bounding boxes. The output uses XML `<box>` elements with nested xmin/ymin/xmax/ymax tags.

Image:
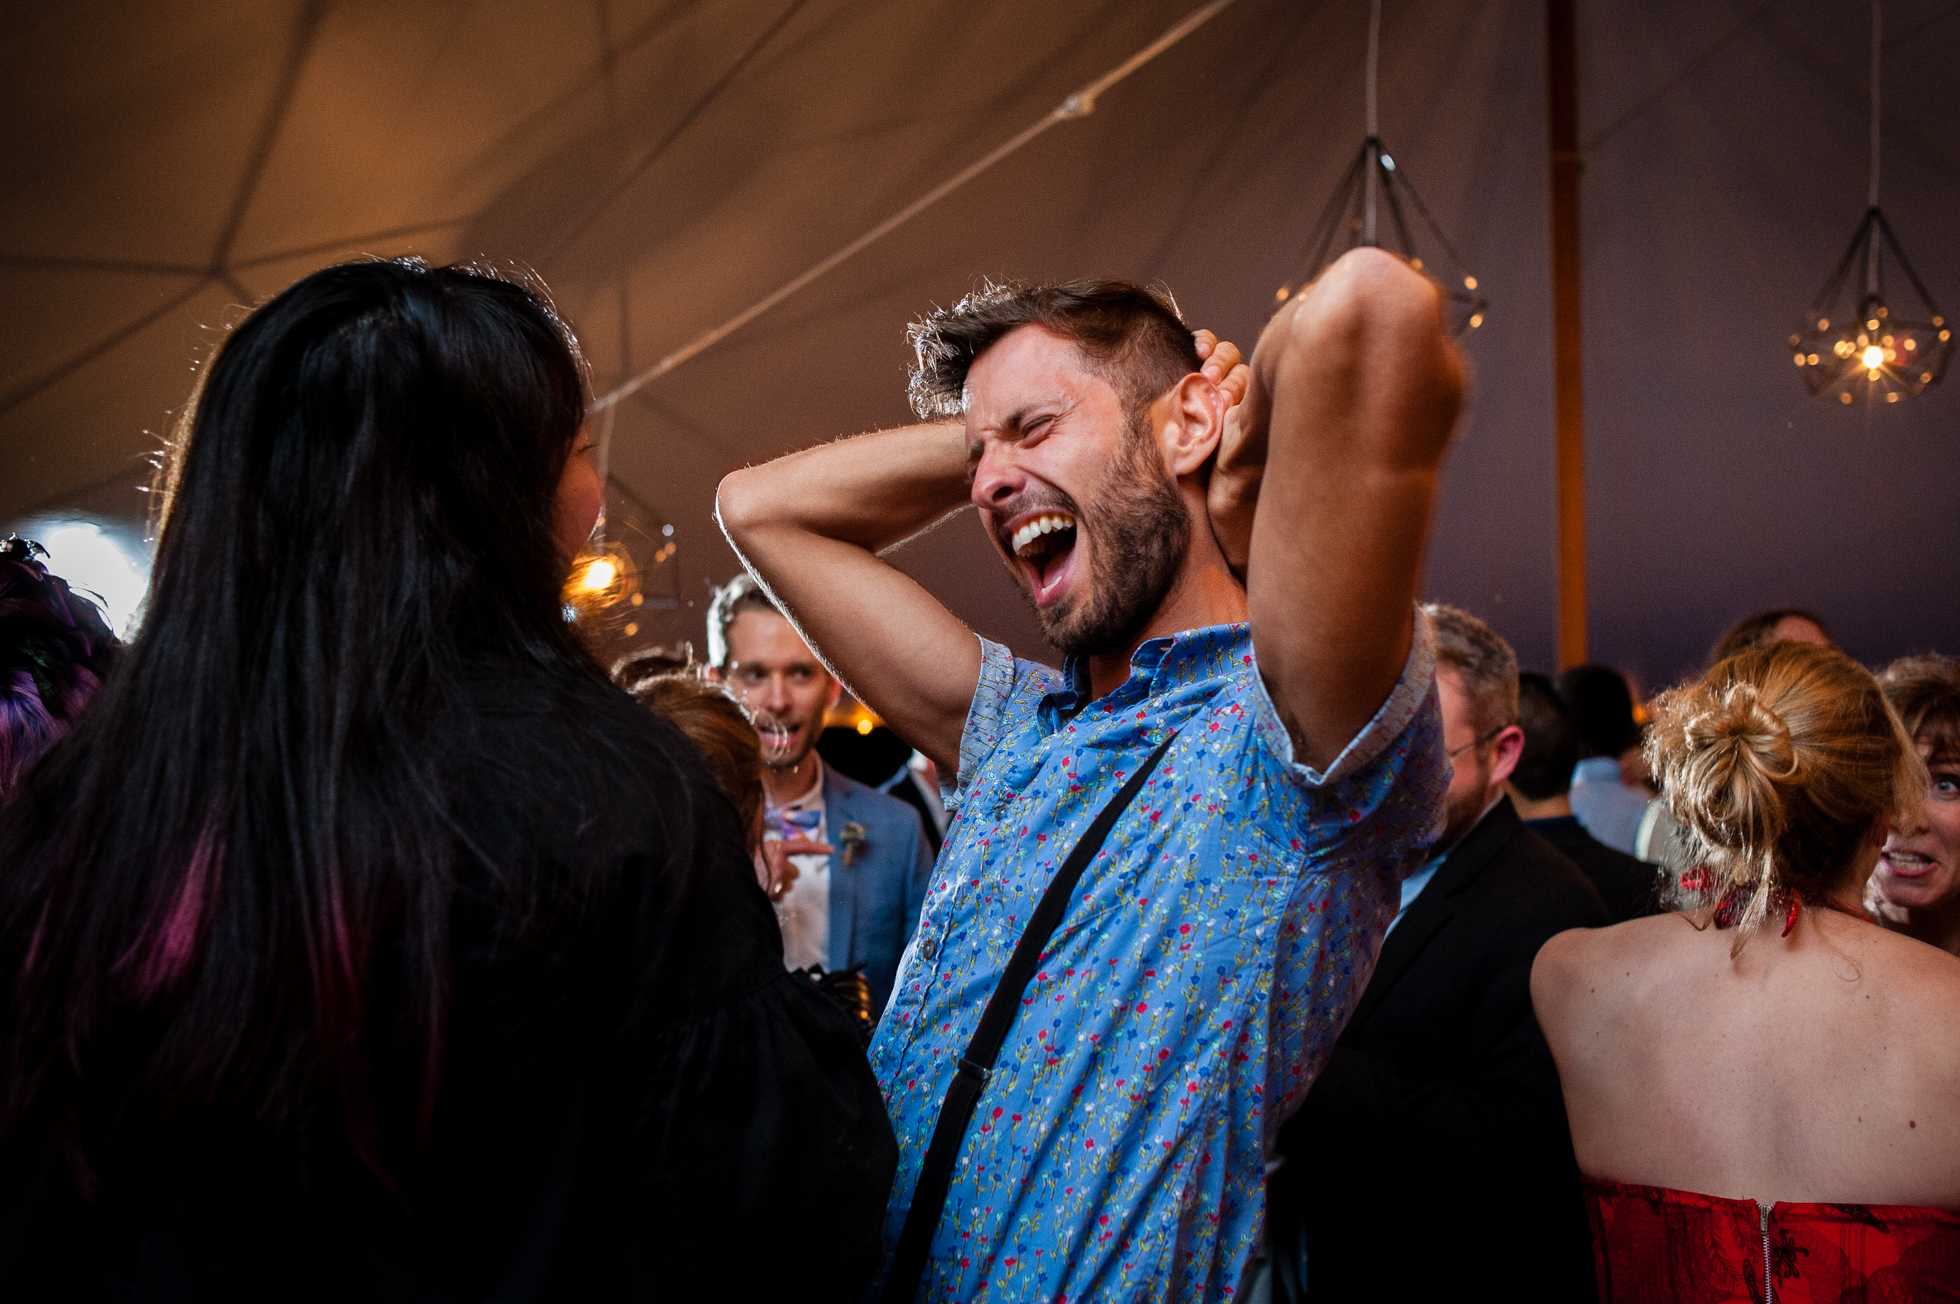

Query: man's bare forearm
<box><xmin>718</xmin><ymin>421</ymin><xmax>969</xmax><ymax>555</ymax></box>
<box><xmin>716</xmin><ymin>421</ymin><xmax>982</xmax><ymax>774</ymax></box>
<box><xmin>1245</xmin><ymin>248</ymin><xmax>1464</xmax><ymax>768</ymax></box>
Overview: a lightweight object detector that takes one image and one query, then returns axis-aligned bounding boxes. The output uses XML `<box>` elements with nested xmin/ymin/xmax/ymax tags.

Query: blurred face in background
<box><xmin>721</xmin><ymin>607</ymin><xmax>840</xmax><ymax>774</ymax></box>
<box><xmin>1436</xmin><ymin>668</ymin><xmax>1524</xmax><ymax>851</ymax></box>
<box><xmin>1872</xmin><ymin>739</ymin><xmax>1960</xmax><ymax>912</ymax></box>
<box><xmin>1771</xmin><ymin>615</ymin><xmax>1831</xmax><ymax>648</ymax></box>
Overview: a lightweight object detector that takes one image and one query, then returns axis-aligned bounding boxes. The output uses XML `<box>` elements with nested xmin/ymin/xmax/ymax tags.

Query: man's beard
<box><xmin>1438</xmin><ymin>760</ymin><xmax>1493</xmax><ymax>851</ymax></box>
<box><xmin>1018</xmin><ymin>415</ymin><xmax>1190</xmax><ymax>660</ymax></box>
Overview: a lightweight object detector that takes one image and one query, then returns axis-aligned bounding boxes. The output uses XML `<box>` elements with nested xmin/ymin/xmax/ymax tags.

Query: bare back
<box><xmin>1533</xmin><ymin>909</ymin><xmax>1960</xmax><ymax>1209</ymax></box>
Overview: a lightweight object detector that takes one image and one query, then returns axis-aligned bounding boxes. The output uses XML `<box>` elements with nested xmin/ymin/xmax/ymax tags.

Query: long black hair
<box><xmin>0</xmin><ymin>258</ymin><xmax>593</xmax><ymax>1206</ymax></box>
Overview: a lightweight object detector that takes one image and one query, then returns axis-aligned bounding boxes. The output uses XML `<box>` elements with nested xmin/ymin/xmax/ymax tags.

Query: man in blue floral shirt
<box><xmin>719</xmin><ymin>248</ymin><xmax>1464</xmax><ymax>1300</ymax></box>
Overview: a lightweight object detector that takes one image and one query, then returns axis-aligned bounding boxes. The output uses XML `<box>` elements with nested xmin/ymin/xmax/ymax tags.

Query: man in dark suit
<box><xmin>708</xmin><ymin>576</ymin><xmax>933</xmax><ymax>1020</ymax></box>
<box><xmin>1268</xmin><ymin>604</ymin><xmax>1608</xmax><ymax>1302</ymax></box>
<box><xmin>1511</xmin><ymin>671</ymin><xmax>1662</xmax><ymax>923</ymax></box>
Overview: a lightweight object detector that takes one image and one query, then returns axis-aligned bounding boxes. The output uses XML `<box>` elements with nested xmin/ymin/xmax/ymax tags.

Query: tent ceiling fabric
<box><xmin>3</xmin><ymin>0</ymin><xmax>1955</xmax><ymax>686</ymax></box>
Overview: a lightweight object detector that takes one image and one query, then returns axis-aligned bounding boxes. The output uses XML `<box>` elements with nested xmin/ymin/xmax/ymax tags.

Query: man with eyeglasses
<box><xmin>1264</xmin><ymin>603</ymin><xmax>1610</xmax><ymax>1302</ymax></box>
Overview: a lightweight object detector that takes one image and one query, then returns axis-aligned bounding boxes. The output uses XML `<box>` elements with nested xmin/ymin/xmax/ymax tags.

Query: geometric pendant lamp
<box><xmin>1791</xmin><ymin>0</ymin><xmax>1951</xmax><ymax>404</ymax></box>
<box><xmin>1276</xmin><ymin>0</ymin><xmax>1487</xmax><ymax>337</ymax></box>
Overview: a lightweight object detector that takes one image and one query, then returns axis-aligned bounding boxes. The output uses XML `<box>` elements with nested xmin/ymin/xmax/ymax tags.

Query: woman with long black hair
<box><xmin>0</xmin><ymin>259</ymin><xmax>895</xmax><ymax>1300</ymax></box>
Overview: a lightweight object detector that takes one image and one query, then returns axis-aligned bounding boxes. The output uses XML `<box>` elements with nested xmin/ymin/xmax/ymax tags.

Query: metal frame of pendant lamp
<box><xmin>1791</xmin><ymin>0</ymin><xmax>1951</xmax><ymax>405</ymax></box>
<box><xmin>1275</xmin><ymin>0</ymin><xmax>1486</xmax><ymax>336</ymax></box>
<box><xmin>1280</xmin><ymin>136</ymin><xmax>1487</xmax><ymax>336</ymax></box>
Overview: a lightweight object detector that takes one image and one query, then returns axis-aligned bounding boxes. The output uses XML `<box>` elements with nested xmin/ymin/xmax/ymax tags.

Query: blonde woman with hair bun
<box><xmin>1532</xmin><ymin>641</ymin><xmax>1960</xmax><ymax>1298</ymax></box>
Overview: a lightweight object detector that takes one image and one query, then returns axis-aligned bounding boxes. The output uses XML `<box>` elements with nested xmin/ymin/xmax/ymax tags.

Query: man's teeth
<box><xmin>1011</xmin><ymin>513</ymin><xmax>1077</xmax><ymax>556</ymax></box>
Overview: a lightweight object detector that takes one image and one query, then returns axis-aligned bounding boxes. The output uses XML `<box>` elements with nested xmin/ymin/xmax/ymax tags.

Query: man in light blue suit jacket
<box><xmin>709</xmin><ymin>575</ymin><xmax>933</xmax><ymax>1019</ymax></box>
<box><xmin>815</xmin><ymin>762</ymin><xmax>934</xmax><ymax>1017</ymax></box>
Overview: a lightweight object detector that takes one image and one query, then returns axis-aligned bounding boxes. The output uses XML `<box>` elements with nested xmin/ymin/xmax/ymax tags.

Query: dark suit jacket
<box><xmin>1269</xmin><ymin>796</ymin><xmax>1609</xmax><ymax>1303</ymax></box>
<box><xmin>821</xmin><ymin>765</ymin><xmax>933</xmax><ymax>1019</ymax></box>
<box><xmin>1528</xmin><ymin>814</ymin><xmax>1662</xmax><ymax>923</ymax></box>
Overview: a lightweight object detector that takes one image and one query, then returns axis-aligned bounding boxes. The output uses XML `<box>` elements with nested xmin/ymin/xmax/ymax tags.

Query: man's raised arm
<box><xmin>715</xmin><ymin>422</ymin><xmax>982</xmax><ymax>776</ymax></box>
<box><xmin>1226</xmin><ymin>247</ymin><xmax>1465</xmax><ymax>772</ymax></box>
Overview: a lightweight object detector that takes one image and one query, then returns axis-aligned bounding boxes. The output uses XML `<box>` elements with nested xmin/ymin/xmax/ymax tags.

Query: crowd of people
<box><xmin>0</xmin><ymin>250</ymin><xmax>1955</xmax><ymax>1301</ymax></box>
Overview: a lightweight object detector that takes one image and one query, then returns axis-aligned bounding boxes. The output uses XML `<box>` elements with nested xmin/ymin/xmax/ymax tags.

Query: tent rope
<box><xmin>587</xmin><ymin>0</ymin><xmax>1239</xmax><ymax>417</ymax></box>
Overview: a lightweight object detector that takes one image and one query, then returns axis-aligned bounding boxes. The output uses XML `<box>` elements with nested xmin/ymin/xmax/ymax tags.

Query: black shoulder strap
<box><xmin>879</xmin><ymin>731</ymin><xmax>1178</xmax><ymax>1302</ymax></box>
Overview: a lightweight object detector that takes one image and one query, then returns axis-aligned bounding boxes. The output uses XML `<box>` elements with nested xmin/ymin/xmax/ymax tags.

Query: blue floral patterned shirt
<box><xmin>868</xmin><ymin>619</ymin><xmax>1444</xmax><ymax>1301</ymax></box>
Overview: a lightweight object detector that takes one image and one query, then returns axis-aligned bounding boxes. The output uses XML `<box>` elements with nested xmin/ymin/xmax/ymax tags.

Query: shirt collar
<box><xmin>1572</xmin><ymin>756</ymin><xmax>1624</xmax><ymax>784</ymax></box>
<box><xmin>1039</xmin><ymin>623</ymin><xmax>1251</xmax><ymax>729</ymax></box>
<box><xmin>770</xmin><ymin>760</ymin><xmax>826</xmax><ymax>813</ymax></box>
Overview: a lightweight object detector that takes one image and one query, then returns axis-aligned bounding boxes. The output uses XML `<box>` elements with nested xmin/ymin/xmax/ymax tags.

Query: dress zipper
<box><xmin>1759</xmin><ymin>1202</ymin><xmax>1773</xmax><ymax>1303</ymax></box>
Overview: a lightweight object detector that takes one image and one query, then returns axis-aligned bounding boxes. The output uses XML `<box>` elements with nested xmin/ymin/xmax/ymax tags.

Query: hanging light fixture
<box><xmin>1277</xmin><ymin>0</ymin><xmax>1486</xmax><ymax>335</ymax></box>
<box><xmin>1792</xmin><ymin>0</ymin><xmax>1950</xmax><ymax>405</ymax></box>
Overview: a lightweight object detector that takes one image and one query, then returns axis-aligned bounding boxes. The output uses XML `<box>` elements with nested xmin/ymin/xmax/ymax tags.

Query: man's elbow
<box><xmin>1316</xmin><ymin>247</ymin><xmax>1445</xmax><ymax>334</ymax></box>
<box><xmin>714</xmin><ymin>468</ymin><xmax>768</xmax><ymax>547</ymax></box>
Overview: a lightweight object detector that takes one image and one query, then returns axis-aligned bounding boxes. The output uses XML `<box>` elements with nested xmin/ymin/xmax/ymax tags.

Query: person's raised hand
<box><xmin>1194</xmin><ymin>330</ymin><xmax>1251</xmax><ymax>410</ymax></box>
<box><xmin>756</xmin><ymin>837</ymin><xmax>831</xmax><ymax>901</ymax></box>
<box><xmin>1195</xmin><ymin>328</ymin><xmax>1260</xmax><ymax>582</ymax></box>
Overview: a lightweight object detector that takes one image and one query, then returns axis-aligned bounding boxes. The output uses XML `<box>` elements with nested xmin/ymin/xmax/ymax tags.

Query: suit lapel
<box><xmin>1343</xmin><ymin>796</ymin><xmax>1526</xmax><ymax>1036</ymax></box>
<box><xmin>823</xmin><ymin>765</ymin><xmax>859</xmax><ymax>971</ymax></box>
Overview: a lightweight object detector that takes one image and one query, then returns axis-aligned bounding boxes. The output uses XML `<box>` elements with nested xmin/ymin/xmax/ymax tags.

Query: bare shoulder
<box><xmin>1532</xmin><ymin>913</ymin><xmax>1699</xmax><ymax>1034</ymax></box>
<box><xmin>1859</xmin><ymin>924</ymin><xmax>1960</xmax><ymax>1040</ymax></box>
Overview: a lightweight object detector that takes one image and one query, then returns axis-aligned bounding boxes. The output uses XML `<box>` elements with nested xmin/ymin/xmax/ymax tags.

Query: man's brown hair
<box><xmin>1422</xmin><ymin>602</ymin><xmax>1519</xmax><ymax>737</ymax></box>
<box><xmin>905</xmin><ymin>279</ymin><xmax>1201</xmax><ymax>423</ymax></box>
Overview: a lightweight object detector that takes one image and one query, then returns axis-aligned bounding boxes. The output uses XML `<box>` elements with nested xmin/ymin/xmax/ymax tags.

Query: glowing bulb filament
<box><xmin>579</xmin><ymin>559</ymin><xmax>617</xmax><ymax>591</ymax></box>
<box><xmin>1861</xmin><ymin>345</ymin><xmax>1885</xmax><ymax>369</ymax></box>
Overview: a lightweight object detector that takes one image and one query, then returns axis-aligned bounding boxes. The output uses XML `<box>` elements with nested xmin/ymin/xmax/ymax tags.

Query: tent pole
<box><xmin>1546</xmin><ymin>0</ymin><xmax>1587</xmax><ymax>668</ymax></box>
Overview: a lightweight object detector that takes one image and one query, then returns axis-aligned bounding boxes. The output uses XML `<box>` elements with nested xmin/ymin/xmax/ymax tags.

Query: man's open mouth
<box><xmin>1009</xmin><ymin>511</ymin><xmax>1078</xmax><ymax>607</ymax></box>
<box><xmin>756</xmin><ymin>717</ymin><xmax>802</xmax><ymax>761</ymax></box>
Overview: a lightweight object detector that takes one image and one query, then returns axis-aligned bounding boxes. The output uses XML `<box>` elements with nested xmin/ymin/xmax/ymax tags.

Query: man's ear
<box><xmin>1158</xmin><ymin>372</ymin><xmax>1227</xmax><ymax>479</ymax></box>
<box><xmin>825</xmin><ymin>676</ymin><xmax>844</xmax><ymax>713</ymax></box>
<box><xmin>1488</xmin><ymin>725</ymin><xmax>1527</xmax><ymax>788</ymax></box>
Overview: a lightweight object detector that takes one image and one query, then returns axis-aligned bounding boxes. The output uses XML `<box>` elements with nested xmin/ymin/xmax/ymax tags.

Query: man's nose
<box><xmin>761</xmin><ymin>674</ymin><xmax>795</xmax><ymax>712</ymax></box>
<box><xmin>970</xmin><ymin>442</ymin><xmax>1027</xmax><ymax>512</ymax></box>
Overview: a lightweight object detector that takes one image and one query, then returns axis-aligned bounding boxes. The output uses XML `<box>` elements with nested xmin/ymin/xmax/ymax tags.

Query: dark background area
<box><xmin>3</xmin><ymin>0</ymin><xmax>1955</xmax><ymax>692</ymax></box>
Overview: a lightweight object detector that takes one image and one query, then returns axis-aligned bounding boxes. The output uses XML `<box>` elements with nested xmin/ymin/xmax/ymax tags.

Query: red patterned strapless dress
<box><xmin>1584</xmin><ymin>1179</ymin><xmax>1960</xmax><ymax>1302</ymax></box>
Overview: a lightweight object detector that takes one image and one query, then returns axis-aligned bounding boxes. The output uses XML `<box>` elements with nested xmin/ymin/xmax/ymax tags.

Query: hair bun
<box><xmin>1701</xmin><ymin>682</ymin><xmax>1798</xmax><ymax>780</ymax></box>
<box><xmin>1659</xmin><ymin>681</ymin><xmax>1798</xmax><ymax>879</ymax></box>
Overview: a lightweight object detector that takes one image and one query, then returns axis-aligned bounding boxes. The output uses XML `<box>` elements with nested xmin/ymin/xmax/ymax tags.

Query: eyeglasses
<box><xmin>1446</xmin><ymin>724</ymin><xmax>1510</xmax><ymax>760</ymax></box>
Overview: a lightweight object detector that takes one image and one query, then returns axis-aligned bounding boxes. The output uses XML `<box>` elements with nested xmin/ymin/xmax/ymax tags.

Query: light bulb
<box><xmin>579</xmin><ymin>558</ymin><xmax>617</xmax><ymax>591</ymax></box>
<box><xmin>856</xmin><ymin>718</ymin><xmax>874</xmax><ymax>735</ymax></box>
<box><xmin>1861</xmin><ymin>346</ymin><xmax>1885</xmax><ymax>368</ymax></box>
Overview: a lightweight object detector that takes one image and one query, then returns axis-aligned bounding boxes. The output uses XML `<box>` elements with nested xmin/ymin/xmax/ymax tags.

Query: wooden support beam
<box><xmin>1546</xmin><ymin>0</ymin><xmax>1587</xmax><ymax>668</ymax></box>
